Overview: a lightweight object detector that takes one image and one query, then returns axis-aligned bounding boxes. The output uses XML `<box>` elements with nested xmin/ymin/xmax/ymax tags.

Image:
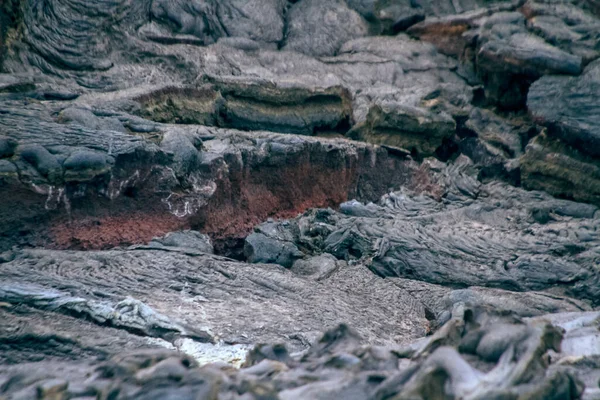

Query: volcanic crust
<box><xmin>1</xmin><ymin>0</ymin><xmax>600</xmax><ymax>399</ymax></box>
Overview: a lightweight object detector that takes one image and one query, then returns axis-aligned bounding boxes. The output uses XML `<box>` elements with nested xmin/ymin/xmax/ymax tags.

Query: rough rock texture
<box><xmin>458</xmin><ymin>107</ymin><xmax>531</xmax><ymax>182</ymax></box>
<box><xmin>2</xmin><ymin>0</ymin><xmax>600</xmax><ymax>398</ymax></box>
<box><xmin>1</xmin><ymin>306</ymin><xmax>597</xmax><ymax>400</ymax></box>
<box><xmin>150</xmin><ymin>0</ymin><xmax>288</xmax><ymax>46</ymax></box>
<box><xmin>408</xmin><ymin>1</ymin><xmax>590</xmax><ymax>109</ymax></box>
<box><xmin>0</xmin><ymin>101</ymin><xmax>432</xmax><ymax>251</ymax></box>
<box><xmin>477</xmin><ymin>11</ymin><xmax>582</xmax><ymax>108</ymax></box>
<box><xmin>245</xmin><ymin>157</ymin><xmax>600</xmax><ymax>307</ymax></box>
<box><xmin>521</xmin><ymin>133</ymin><xmax>600</xmax><ymax>206</ymax></box>
<box><xmin>528</xmin><ymin>60</ymin><xmax>600</xmax><ymax>156</ymax></box>
<box><xmin>524</xmin><ymin>59</ymin><xmax>600</xmax><ymax>205</ymax></box>
<box><xmin>283</xmin><ymin>0</ymin><xmax>369</xmax><ymax>57</ymax></box>
<box><xmin>0</xmin><ymin>247</ymin><xmax>431</xmax><ymax>355</ymax></box>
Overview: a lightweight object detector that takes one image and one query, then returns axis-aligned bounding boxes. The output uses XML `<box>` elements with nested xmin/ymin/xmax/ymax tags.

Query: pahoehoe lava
<box><xmin>1</xmin><ymin>0</ymin><xmax>600</xmax><ymax>399</ymax></box>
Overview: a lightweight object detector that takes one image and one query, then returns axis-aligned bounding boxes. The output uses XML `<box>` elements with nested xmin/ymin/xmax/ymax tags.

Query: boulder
<box><xmin>18</xmin><ymin>144</ymin><xmax>62</xmax><ymax>183</ymax></box>
<box><xmin>520</xmin><ymin>133</ymin><xmax>600</xmax><ymax>206</ymax></box>
<box><xmin>283</xmin><ymin>0</ymin><xmax>369</xmax><ymax>57</ymax></box>
<box><xmin>291</xmin><ymin>254</ymin><xmax>342</xmax><ymax>280</ymax></box>
<box><xmin>528</xmin><ymin>60</ymin><xmax>600</xmax><ymax>157</ymax></box>
<box><xmin>148</xmin><ymin>230</ymin><xmax>214</xmax><ymax>254</ymax></box>
<box><xmin>0</xmin><ymin>135</ymin><xmax>17</xmax><ymax>158</ymax></box>
<box><xmin>150</xmin><ymin>0</ymin><xmax>286</xmax><ymax>46</ymax></box>
<box><xmin>349</xmin><ymin>101</ymin><xmax>456</xmax><ymax>156</ymax></box>
<box><xmin>346</xmin><ymin>0</ymin><xmax>426</xmax><ymax>34</ymax></box>
<box><xmin>63</xmin><ymin>150</ymin><xmax>111</xmax><ymax>182</ymax></box>
<box><xmin>477</xmin><ymin>11</ymin><xmax>582</xmax><ymax>108</ymax></box>
<box><xmin>521</xmin><ymin>0</ymin><xmax>600</xmax><ymax>64</ymax></box>
<box><xmin>244</xmin><ymin>224</ymin><xmax>304</xmax><ymax>268</ymax></box>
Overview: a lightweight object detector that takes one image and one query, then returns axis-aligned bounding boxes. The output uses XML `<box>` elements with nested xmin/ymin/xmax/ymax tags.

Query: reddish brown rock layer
<box><xmin>0</xmin><ymin>139</ymin><xmax>437</xmax><ymax>251</ymax></box>
<box><xmin>48</xmin><ymin>213</ymin><xmax>184</xmax><ymax>250</ymax></box>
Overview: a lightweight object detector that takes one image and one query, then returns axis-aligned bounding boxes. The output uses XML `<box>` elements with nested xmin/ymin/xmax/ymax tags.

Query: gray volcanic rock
<box><xmin>332</xmin><ymin>35</ymin><xmax>472</xmax><ymax>155</ymax></box>
<box><xmin>407</xmin><ymin>4</ymin><xmax>516</xmax><ymax>57</ymax></box>
<box><xmin>283</xmin><ymin>0</ymin><xmax>369</xmax><ymax>57</ymax></box>
<box><xmin>477</xmin><ymin>12</ymin><xmax>583</xmax><ymax>76</ymax></box>
<box><xmin>0</xmin><ymin>135</ymin><xmax>17</xmax><ymax>158</ymax></box>
<box><xmin>528</xmin><ymin>59</ymin><xmax>600</xmax><ymax>157</ymax></box>
<box><xmin>213</xmin><ymin>78</ymin><xmax>354</xmax><ymax>134</ymax></box>
<box><xmin>0</xmin><ymin>306</ymin><xmax>593</xmax><ymax>400</ymax></box>
<box><xmin>2</xmin><ymin>0</ymin><xmax>600</xmax><ymax>398</ymax></box>
<box><xmin>147</xmin><ymin>230</ymin><xmax>214</xmax><ymax>254</ymax></box>
<box><xmin>150</xmin><ymin>0</ymin><xmax>286</xmax><ymax>46</ymax></box>
<box><xmin>0</xmin><ymin>282</ymin><xmax>212</xmax><ymax>343</ymax></box>
<box><xmin>2</xmin><ymin>0</ymin><xmax>476</xmax><ymax>162</ymax></box>
<box><xmin>348</xmin><ymin>99</ymin><xmax>457</xmax><ymax>156</ymax></box>
<box><xmin>476</xmin><ymin>11</ymin><xmax>582</xmax><ymax>108</ymax></box>
<box><xmin>529</xmin><ymin>311</ymin><xmax>600</xmax><ymax>400</ymax></box>
<box><xmin>247</xmin><ymin>157</ymin><xmax>600</xmax><ymax>306</ymax></box>
<box><xmin>458</xmin><ymin>107</ymin><xmax>532</xmax><ymax>182</ymax></box>
<box><xmin>521</xmin><ymin>0</ymin><xmax>600</xmax><ymax>64</ymax></box>
<box><xmin>0</xmin><ymin>248</ymin><xmax>430</xmax><ymax>353</ymax></box>
<box><xmin>347</xmin><ymin>0</ymin><xmax>426</xmax><ymax>34</ymax></box>
<box><xmin>0</xmin><ymin>90</ymin><xmax>433</xmax><ymax>251</ymax></box>
<box><xmin>524</xmin><ymin>60</ymin><xmax>600</xmax><ymax>204</ymax></box>
<box><xmin>197</xmin><ymin>32</ymin><xmax>473</xmax><ymax>148</ymax></box>
<box><xmin>244</xmin><ymin>220</ymin><xmax>305</xmax><ymax>268</ymax></box>
<box><xmin>462</xmin><ymin>108</ymin><xmax>526</xmax><ymax>159</ymax></box>
<box><xmin>409</xmin><ymin>1</ymin><xmax>595</xmax><ymax>109</ymax></box>
<box><xmin>409</xmin><ymin>0</ymin><xmax>600</xmax><ymax>64</ymax></box>
<box><xmin>17</xmin><ymin>144</ymin><xmax>63</xmax><ymax>183</ymax></box>
<box><xmin>135</xmin><ymin>81</ymin><xmax>354</xmax><ymax>135</ymax></box>
<box><xmin>0</xmin><ymin>12</ymin><xmax>478</xmax><ymax>251</ymax></box>
<box><xmin>520</xmin><ymin>133</ymin><xmax>600</xmax><ymax>206</ymax></box>
<box><xmin>291</xmin><ymin>254</ymin><xmax>343</xmax><ymax>281</ymax></box>
<box><xmin>392</xmin><ymin>278</ymin><xmax>591</xmax><ymax>328</ymax></box>
<box><xmin>244</xmin><ymin>231</ymin><xmax>304</xmax><ymax>268</ymax></box>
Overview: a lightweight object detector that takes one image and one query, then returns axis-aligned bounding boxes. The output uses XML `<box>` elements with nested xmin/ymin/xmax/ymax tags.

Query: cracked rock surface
<box><xmin>1</xmin><ymin>0</ymin><xmax>600</xmax><ymax>399</ymax></box>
